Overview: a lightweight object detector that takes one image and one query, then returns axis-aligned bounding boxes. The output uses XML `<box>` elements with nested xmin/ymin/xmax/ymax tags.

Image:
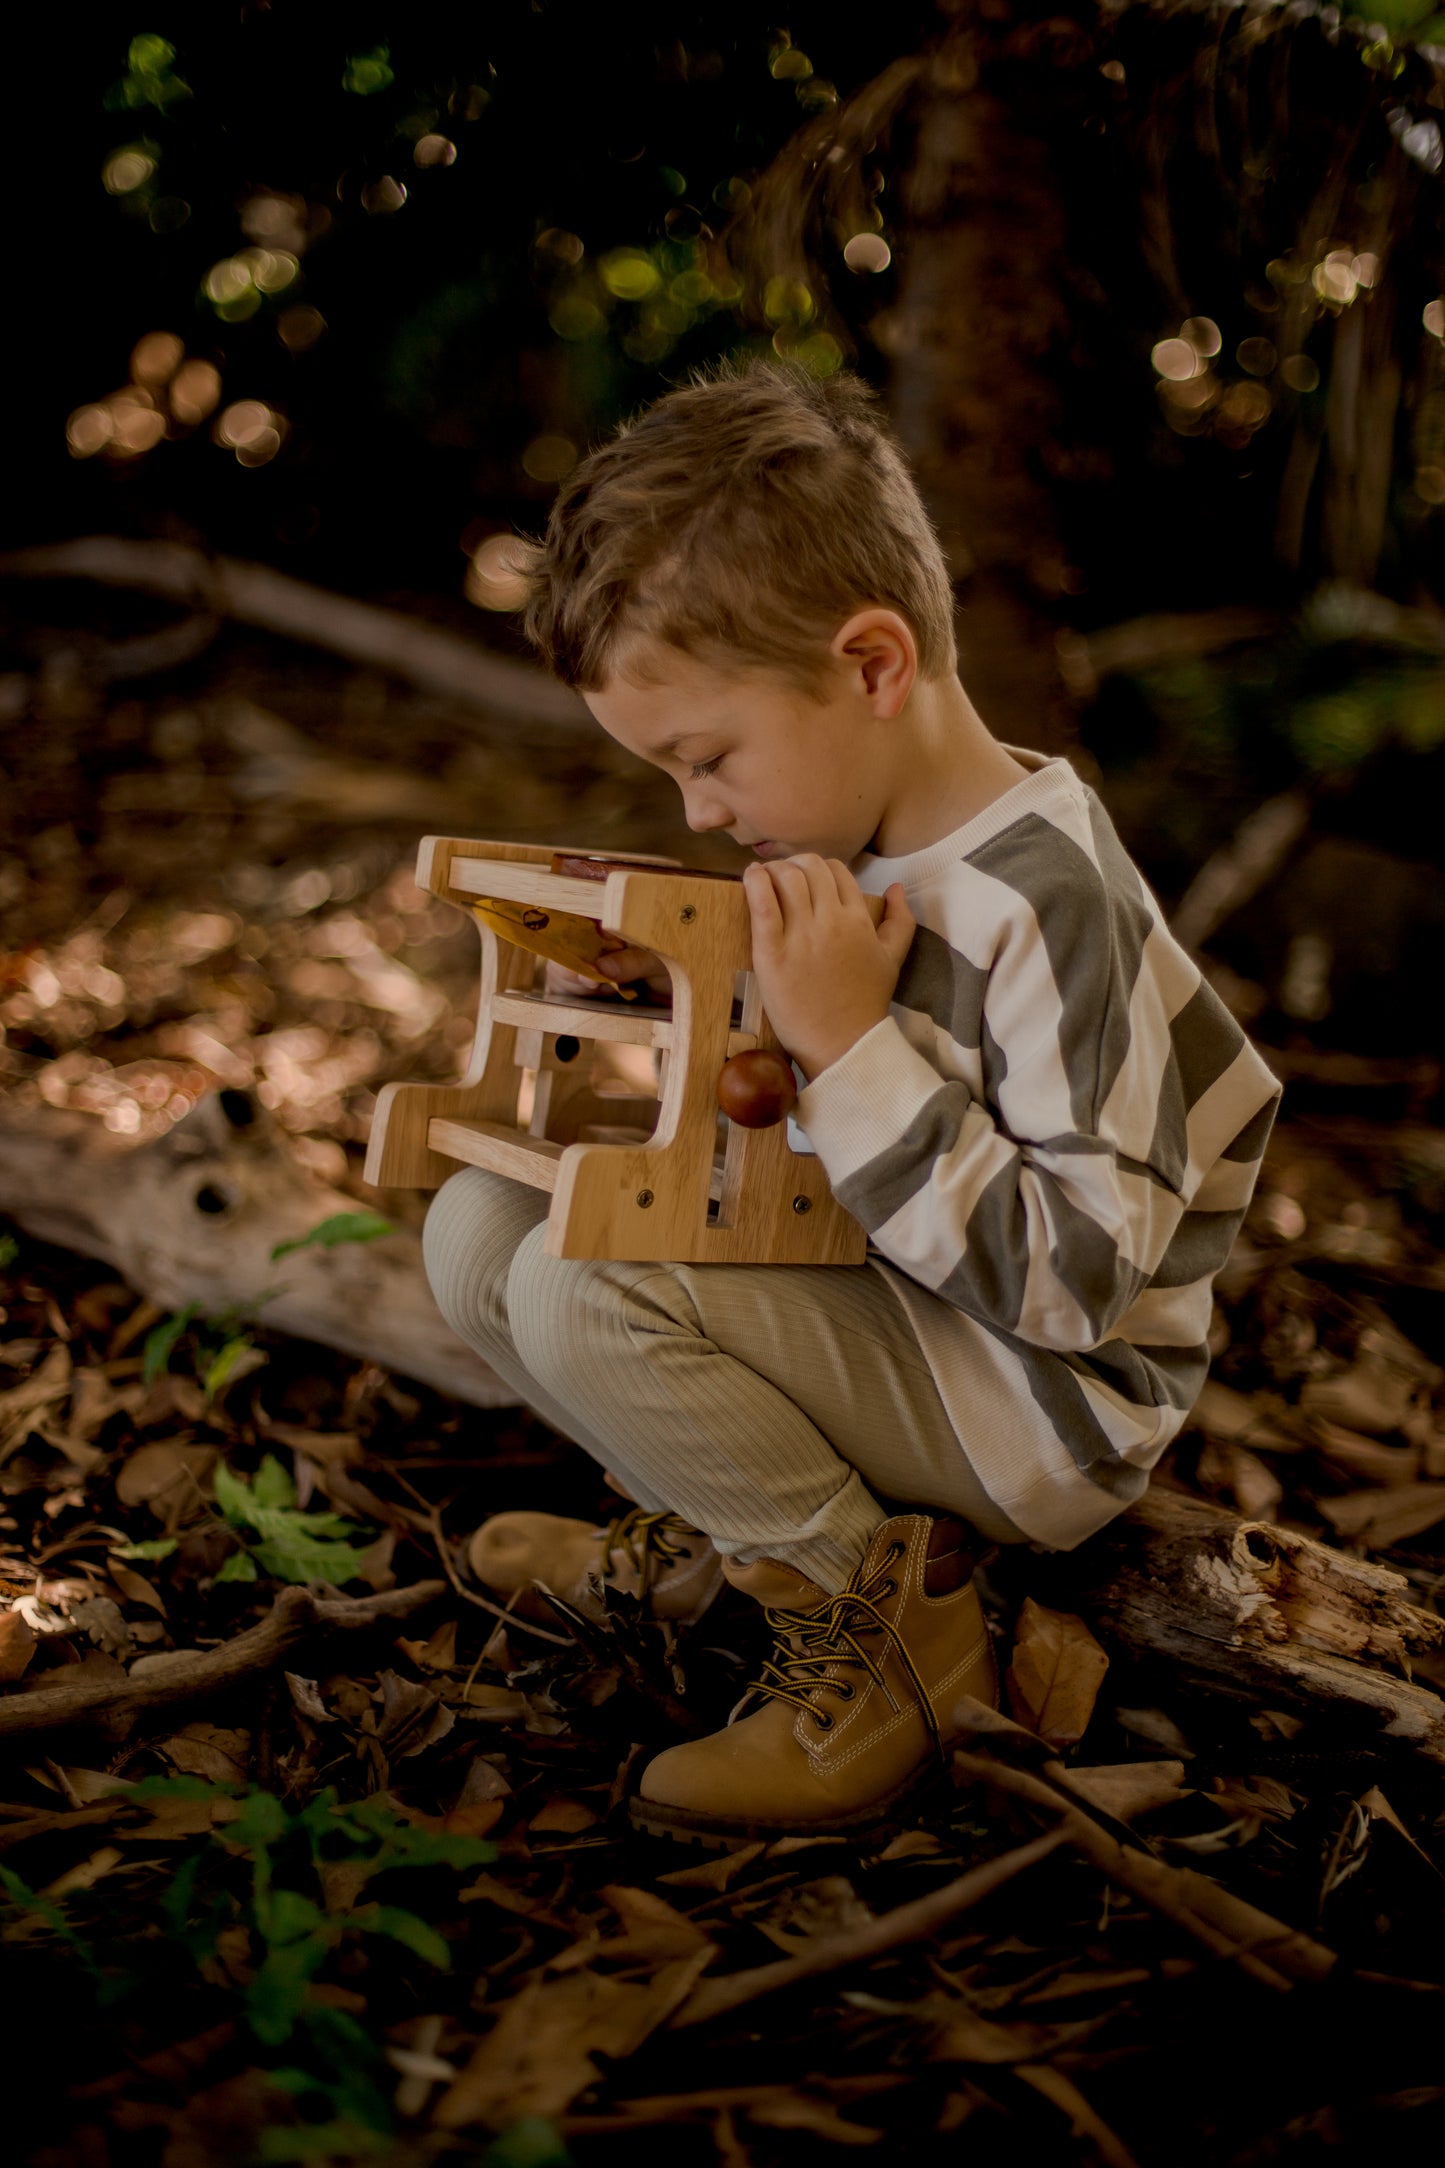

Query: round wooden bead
<box><xmin>716</xmin><ymin>1049</ymin><xmax>799</xmax><ymax>1129</ymax></box>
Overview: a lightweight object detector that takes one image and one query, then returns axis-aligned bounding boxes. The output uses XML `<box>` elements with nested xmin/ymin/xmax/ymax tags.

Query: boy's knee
<box><xmin>422</xmin><ymin>1168</ymin><xmax>542</xmax><ymax>1346</ymax></box>
<box><xmin>508</xmin><ymin>1241</ymin><xmax>703</xmax><ymax>1390</ymax></box>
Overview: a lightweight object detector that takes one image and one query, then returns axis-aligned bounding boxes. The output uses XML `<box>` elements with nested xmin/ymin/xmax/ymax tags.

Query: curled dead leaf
<box><xmin>1006</xmin><ymin>1597</ymin><xmax>1110</xmax><ymax>1749</ymax></box>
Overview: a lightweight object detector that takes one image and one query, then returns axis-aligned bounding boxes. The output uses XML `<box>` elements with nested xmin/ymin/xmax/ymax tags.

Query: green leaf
<box><xmin>342</xmin><ymin>46</ymin><xmax>395</xmax><ymax>97</ymax></box>
<box><xmin>112</xmin><ymin>1535</ymin><xmax>179</xmax><ymax>1561</ymax></box>
<box><xmin>252</xmin><ymin>1454</ymin><xmax>297</xmax><ymax>1511</ymax></box>
<box><xmin>246</xmin><ymin>1933</ymin><xmax>331</xmax><ymax>2045</ymax></box>
<box><xmin>202</xmin><ymin>1334</ymin><xmax>262</xmax><ymax>1402</ymax></box>
<box><xmin>217</xmin><ymin>1548</ymin><xmax>259</xmax><ymax>1583</ymax></box>
<box><xmin>1343</xmin><ymin>0</ymin><xmax>1437</xmax><ymax>25</ymax></box>
<box><xmin>261</xmin><ymin>1887</ymin><xmax>329</xmax><ymax>1947</ymax></box>
<box><xmin>251</xmin><ymin>1531</ymin><xmax>371</xmax><ymax>1588</ymax></box>
<box><xmin>270</xmin><ymin>1213</ymin><xmax>393</xmax><ymax>1263</ymax></box>
<box><xmin>354</xmin><ymin>1903</ymin><xmax>450</xmax><ymax>1969</ymax></box>
<box><xmin>143</xmin><ymin>1303</ymin><xmax>199</xmax><ymax>1384</ymax></box>
<box><xmin>482</xmin><ymin>2120</ymin><xmax>575</xmax><ymax>2168</ymax></box>
<box><xmin>0</xmin><ymin>1232</ymin><xmax>18</xmax><ymax>1269</ymax></box>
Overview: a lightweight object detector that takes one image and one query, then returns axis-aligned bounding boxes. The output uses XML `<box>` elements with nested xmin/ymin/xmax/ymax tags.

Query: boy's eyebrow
<box><xmin>651</xmin><ymin>729</ymin><xmax>708</xmax><ymax>759</ymax></box>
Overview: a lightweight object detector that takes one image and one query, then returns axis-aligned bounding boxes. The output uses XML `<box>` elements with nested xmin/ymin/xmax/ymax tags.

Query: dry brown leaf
<box><xmin>398</xmin><ymin>1617</ymin><xmax>459</xmax><ymax>1672</ymax></box>
<box><xmin>257</xmin><ymin>1421</ymin><xmax>363</xmax><ymax>1466</ymax></box>
<box><xmin>108</xmin><ymin>1560</ymin><xmax>167</xmax><ymax>1614</ymax></box>
<box><xmin>529</xmin><ymin>1796</ymin><xmax>599</xmax><ymax>1834</ymax></box>
<box><xmin>1196</xmin><ymin>1438</ymin><xmax>1283</xmax><ymax>1519</ymax></box>
<box><xmin>1318</xmin><ymin>1482</ymin><xmax>1445</xmax><ymax>1547</ymax></box>
<box><xmin>0</xmin><ymin>1344</ymin><xmax>72</xmax><ymax>1463</ymax></box>
<box><xmin>1006</xmin><ymin>1597</ymin><xmax>1110</xmax><ymax>1749</ymax></box>
<box><xmin>1314</xmin><ymin>1423</ymin><xmax>1422</xmax><ymax>1487</ymax></box>
<box><xmin>1191</xmin><ymin>1380</ymin><xmax>1301</xmax><ymax>1454</ymax></box>
<box><xmin>433</xmin><ymin>1952</ymin><xmax>712</xmax><ymax>2128</ymax></box>
<box><xmin>114</xmin><ymin>1439</ymin><xmax>217</xmax><ymax>1520</ymax></box>
<box><xmin>756</xmin><ymin>1874</ymin><xmax>874</xmax><ymax>1954</ymax></box>
<box><xmin>1064</xmin><ymin>1761</ymin><xmax>1189</xmax><ymax>1822</ymax></box>
<box><xmin>748</xmin><ymin>2094</ymin><xmax>880</xmax><ymax>2144</ymax></box>
<box><xmin>658</xmin><ymin>1841</ymin><xmax>766</xmax><ymax>1892</ymax></box>
<box><xmin>39</xmin><ymin>1844</ymin><xmax>126</xmax><ymax>1898</ymax></box>
<box><xmin>373</xmin><ymin>1669</ymin><xmax>454</xmax><ymax>1758</ymax></box>
<box><xmin>0</xmin><ymin>1605</ymin><xmax>37</xmax><ymax>1681</ymax></box>
<box><xmin>600</xmin><ymin>1884</ymin><xmax>714</xmax><ymax>1960</ymax></box>
<box><xmin>877</xmin><ymin>1830</ymin><xmax>947</xmax><ymax>1862</ymax></box>
<box><xmin>162</xmin><ymin>1724</ymin><xmax>251</xmax><ymax>1787</ymax></box>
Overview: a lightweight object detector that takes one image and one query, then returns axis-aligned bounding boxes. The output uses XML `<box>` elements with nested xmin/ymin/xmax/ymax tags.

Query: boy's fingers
<box><xmin>743</xmin><ymin>862</ymin><xmax>785</xmax><ymax>944</ymax></box>
<box><xmin>876</xmin><ymin>882</ymin><xmax>916</xmax><ymax>967</ymax></box>
<box><xmin>596</xmin><ymin>945</ymin><xmax>658</xmax><ymax>978</ymax></box>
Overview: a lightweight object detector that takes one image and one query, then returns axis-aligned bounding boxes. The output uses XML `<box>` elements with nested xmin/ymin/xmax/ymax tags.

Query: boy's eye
<box><xmin>689</xmin><ymin>757</ymin><xmax>722</xmax><ymax>779</ymax></box>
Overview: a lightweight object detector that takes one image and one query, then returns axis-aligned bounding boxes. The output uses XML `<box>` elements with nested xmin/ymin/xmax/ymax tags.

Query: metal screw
<box><xmin>636</xmin><ymin>1189</ymin><xmax>655</xmax><ymax>1209</ymax></box>
<box><xmin>792</xmin><ymin>1195</ymin><xmax>811</xmax><ymax>1214</ymax></box>
<box><xmin>678</xmin><ymin>904</ymin><xmax>697</xmax><ymax>924</ymax></box>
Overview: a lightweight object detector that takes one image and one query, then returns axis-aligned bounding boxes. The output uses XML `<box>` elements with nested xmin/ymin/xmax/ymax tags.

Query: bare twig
<box><xmin>670</xmin><ymin>1828</ymin><xmax>1065</xmax><ymax>2030</ymax></box>
<box><xmin>951</xmin><ymin>1751</ymin><xmax>1336</xmax><ymax>1990</ymax></box>
<box><xmin>399</xmin><ymin>1488</ymin><xmax>572</xmax><ymax>1649</ymax></box>
<box><xmin>0</xmin><ymin>537</ymin><xmax>587</xmax><ymax>733</ymax></box>
<box><xmin>0</xmin><ymin>1579</ymin><xmax>446</xmax><ymax>1742</ymax></box>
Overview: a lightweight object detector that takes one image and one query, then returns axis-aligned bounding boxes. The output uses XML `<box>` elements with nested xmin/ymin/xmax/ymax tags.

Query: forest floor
<box><xmin>2</xmin><ymin>591</ymin><xmax>1445</xmax><ymax>2167</ymax></box>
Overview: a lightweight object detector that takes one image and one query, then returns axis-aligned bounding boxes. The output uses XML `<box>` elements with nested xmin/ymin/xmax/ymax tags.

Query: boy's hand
<box><xmin>545</xmin><ymin>938</ymin><xmax>671</xmax><ymax>1004</ymax></box>
<box><xmin>743</xmin><ymin>856</ymin><xmax>914</xmax><ymax>1080</ymax></box>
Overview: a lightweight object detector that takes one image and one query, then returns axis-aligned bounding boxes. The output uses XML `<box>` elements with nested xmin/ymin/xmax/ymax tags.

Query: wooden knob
<box><xmin>717</xmin><ymin>1049</ymin><xmax>798</xmax><ymax>1129</ymax></box>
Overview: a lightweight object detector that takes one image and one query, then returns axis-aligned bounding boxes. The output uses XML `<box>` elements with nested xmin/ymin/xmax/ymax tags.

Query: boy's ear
<box><xmin>831</xmin><ymin>609</ymin><xmax>917</xmax><ymax>717</ymax></box>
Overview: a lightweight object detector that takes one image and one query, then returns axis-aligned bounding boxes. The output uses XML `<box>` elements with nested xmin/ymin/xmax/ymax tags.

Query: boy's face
<box><xmin>581</xmin><ymin>642</ymin><xmax>891</xmax><ymax>864</ymax></box>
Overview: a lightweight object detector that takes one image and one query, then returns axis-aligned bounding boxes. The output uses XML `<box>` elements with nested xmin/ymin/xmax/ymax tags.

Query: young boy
<box><xmin>422</xmin><ymin>361</ymin><xmax>1279</xmax><ymax>1844</ymax></box>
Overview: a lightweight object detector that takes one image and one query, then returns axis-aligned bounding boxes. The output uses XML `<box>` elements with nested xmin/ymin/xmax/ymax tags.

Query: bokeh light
<box><xmin>1180</xmin><ymin>316</ymin><xmax>1222</xmax><ymax>358</ymax></box>
<box><xmin>1281</xmin><ymin>354</ymin><xmax>1320</xmax><ymax>392</ymax></box>
<box><xmin>599</xmin><ymin>250</ymin><xmax>660</xmax><ymax>300</ymax></box>
<box><xmin>66</xmin><ymin>405</ymin><xmax>113</xmax><ymax>458</ymax></box>
<box><xmin>214</xmin><ymin>400</ymin><xmax>286</xmax><ymax>465</ymax></box>
<box><xmin>1424</xmin><ymin>299</ymin><xmax>1445</xmax><ymax>340</ymax></box>
<box><xmin>1417</xmin><ymin>467</ymin><xmax>1445</xmax><ymax>505</ymax></box>
<box><xmin>361</xmin><ymin>177</ymin><xmax>407</xmax><ymax>215</ymax></box>
<box><xmin>277</xmin><ymin>307</ymin><xmax>326</xmax><ymax>354</ymax></box>
<box><xmin>1151</xmin><ymin>338</ymin><xmax>1200</xmax><ymax>381</ymax></box>
<box><xmin>521</xmin><ymin>434</ymin><xmax>577</xmax><ymax>483</ymax></box>
<box><xmin>843</xmin><ymin>233</ymin><xmax>891</xmax><ymax>273</ymax></box>
<box><xmin>1237</xmin><ymin>337</ymin><xmax>1277</xmax><ymax>376</ymax></box>
<box><xmin>466</xmin><ymin>533</ymin><xmax>533</xmax><ymax>609</ymax></box>
<box><xmin>169</xmin><ymin>359</ymin><xmax>222</xmax><ymax>425</ymax></box>
<box><xmin>131</xmin><ymin>331</ymin><xmax>183</xmax><ymax>387</ymax></box>
<box><xmin>536</xmin><ymin>229</ymin><xmax>584</xmax><ymax>265</ymax></box>
<box><xmin>413</xmin><ymin>134</ymin><xmax>457</xmax><ymax>168</ymax></box>
<box><xmin>1312</xmin><ymin>253</ymin><xmax>1358</xmax><ymax>306</ymax></box>
<box><xmin>102</xmin><ymin>147</ymin><xmax>154</xmax><ymax>195</ymax></box>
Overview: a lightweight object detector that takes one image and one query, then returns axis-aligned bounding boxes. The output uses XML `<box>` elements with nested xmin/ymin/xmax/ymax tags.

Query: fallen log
<box><xmin>1060</xmin><ymin>1485</ymin><xmax>1445</xmax><ymax>1764</ymax></box>
<box><xmin>0</xmin><ymin>1091</ymin><xmax>513</xmax><ymax>1409</ymax></box>
<box><xmin>0</xmin><ymin>536</ymin><xmax>588</xmax><ymax>735</ymax></box>
<box><xmin>0</xmin><ymin>1579</ymin><xmax>445</xmax><ymax>1742</ymax></box>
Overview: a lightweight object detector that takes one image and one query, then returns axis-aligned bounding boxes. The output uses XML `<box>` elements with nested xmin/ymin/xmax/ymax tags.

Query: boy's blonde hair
<box><xmin>518</xmin><ymin>361</ymin><xmax>957</xmax><ymax>696</ymax></box>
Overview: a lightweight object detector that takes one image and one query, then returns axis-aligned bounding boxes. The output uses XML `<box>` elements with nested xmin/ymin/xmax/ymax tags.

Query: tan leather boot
<box><xmin>629</xmin><ymin>1512</ymin><xmax>997</xmax><ymax>1845</ymax></box>
<box><xmin>468</xmin><ymin>1502</ymin><xmax>723</xmax><ymax>1626</ymax></box>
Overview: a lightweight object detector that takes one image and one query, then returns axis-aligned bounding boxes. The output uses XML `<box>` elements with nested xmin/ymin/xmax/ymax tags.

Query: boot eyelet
<box><xmin>834</xmin><ymin>1682</ymin><xmax>855</xmax><ymax>1700</ymax></box>
<box><xmin>878</xmin><ymin>1581</ymin><xmax>896</xmax><ymax>1600</ymax></box>
<box><xmin>887</xmin><ymin>1542</ymin><xmax>905</xmax><ymax>1564</ymax></box>
<box><xmin>812</xmin><ymin>1710</ymin><xmax>833</xmax><ymax>1731</ymax></box>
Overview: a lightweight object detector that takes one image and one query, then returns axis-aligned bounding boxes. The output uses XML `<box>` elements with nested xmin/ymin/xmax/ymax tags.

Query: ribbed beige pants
<box><xmin>423</xmin><ymin>1167</ymin><xmax>1023</xmax><ymax>1593</ymax></box>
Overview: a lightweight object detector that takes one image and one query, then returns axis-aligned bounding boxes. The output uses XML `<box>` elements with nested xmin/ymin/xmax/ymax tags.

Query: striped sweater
<box><xmin>794</xmin><ymin>747</ymin><xmax>1281</xmax><ymax>1549</ymax></box>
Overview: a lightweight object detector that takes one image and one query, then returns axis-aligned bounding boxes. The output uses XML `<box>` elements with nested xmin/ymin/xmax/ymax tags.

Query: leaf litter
<box><xmin>2</xmin><ymin>641</ymin><xmax>1445</xmax><ymax>2161</ymax></box>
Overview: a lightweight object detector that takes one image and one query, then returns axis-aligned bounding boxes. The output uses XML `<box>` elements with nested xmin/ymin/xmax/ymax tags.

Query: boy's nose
<box><xmin>682</xmin><ymin>786</ymin><xmax>730</xmax><ymax>834</ymax></box>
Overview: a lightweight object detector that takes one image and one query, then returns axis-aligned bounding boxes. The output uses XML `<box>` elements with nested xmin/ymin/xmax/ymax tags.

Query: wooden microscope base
<box><xmin>365</xmin><ymin>837</ymin><xmax>867</xmax><ymax>1266</ymax></box>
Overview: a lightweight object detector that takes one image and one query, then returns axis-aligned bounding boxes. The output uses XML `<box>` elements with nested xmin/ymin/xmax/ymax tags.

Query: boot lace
<box><xmin>750</xmin><ymin>1540</ymin><xmax>945</xmax><ymax>1759</ymax></box>
<box><xmin>601</xmin><ymin>1506</ymin><xmax>696</xmax><ymax>1597</ymax></box>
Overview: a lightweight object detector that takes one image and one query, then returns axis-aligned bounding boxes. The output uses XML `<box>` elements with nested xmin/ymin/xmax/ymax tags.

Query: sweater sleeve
<box><xmin>794</xmin><ymin>893</ymin><xmax>1278</xmax><ymax>1355</ymax></box>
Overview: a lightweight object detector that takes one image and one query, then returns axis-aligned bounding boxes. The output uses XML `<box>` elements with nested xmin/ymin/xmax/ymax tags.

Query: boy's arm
<box><xmin>795</xmin><ymin>920</ymin><xmax>1279</xmax><ymax>1355</ymax></box>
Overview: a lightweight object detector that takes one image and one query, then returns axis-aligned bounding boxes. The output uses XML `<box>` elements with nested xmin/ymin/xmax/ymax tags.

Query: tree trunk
<box><xmin>884</xmin><ymin>60</ymin><xmax>1079</xmax><ymax>753</ymax></box>
<box><xmin>0</xmin><ymin>1093</ymin><xmax>512</xmax><ymax>1409</ymax></box>
<box><xmin>1059</xmin><ymin>1484</ymin><xmax>1445</xmax><ymax>1765</ymax></box>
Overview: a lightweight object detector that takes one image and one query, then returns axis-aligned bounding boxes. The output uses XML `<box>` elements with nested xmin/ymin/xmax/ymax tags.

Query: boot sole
<box><xmin>628</xmin><ymin>1758</ymin><xmax>951</xmax><ymax>1851</ymax></box>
